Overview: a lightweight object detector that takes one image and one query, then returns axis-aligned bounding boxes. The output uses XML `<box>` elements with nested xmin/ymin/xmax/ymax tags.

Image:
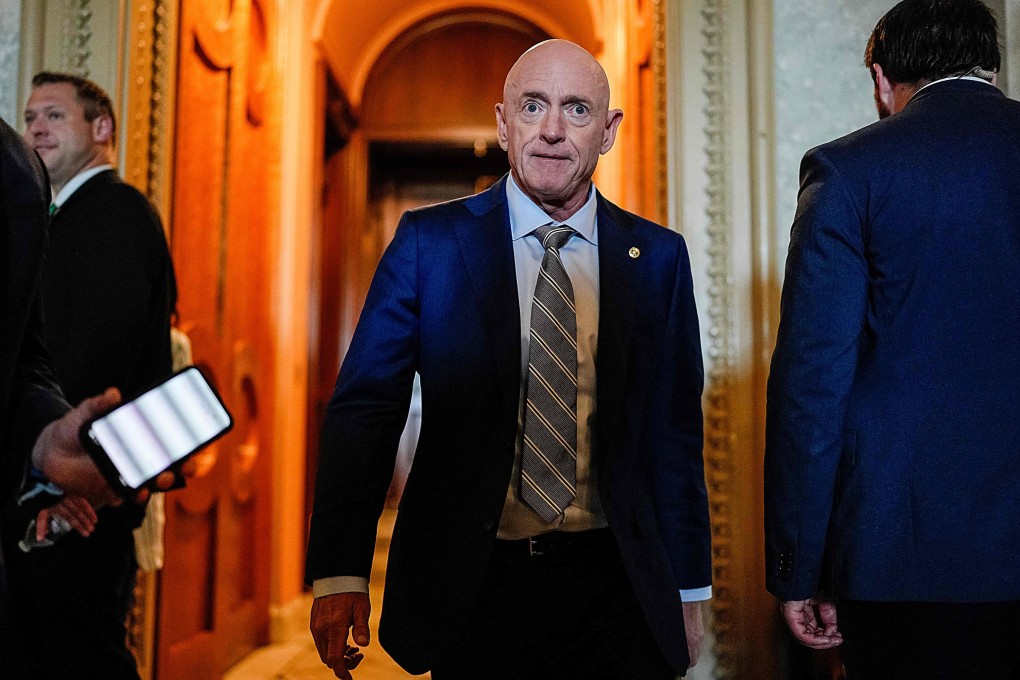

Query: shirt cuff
<box><xmin>312</xmin><ymin>576</ymin><xmax>369</xmax><ymax>598</ymax></box>
<box><xmin>679</xmin><ymin>586</ymin><xmax>712</xmax><ymax>602</ymax></box>
<box><xmin>313</xmin><ymin>577</ymin><xmax>710</xmax><ymax>602</ymax></box>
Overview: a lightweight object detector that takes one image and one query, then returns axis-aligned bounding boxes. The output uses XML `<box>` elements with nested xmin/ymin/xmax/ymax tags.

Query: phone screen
<box><xmin>85</xmin><ymin>367</ymin><xmax>232</xmax><ymax>489</ymax></box>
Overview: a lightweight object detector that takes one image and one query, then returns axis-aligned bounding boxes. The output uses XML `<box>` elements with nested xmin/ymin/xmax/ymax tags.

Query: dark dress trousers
<box><xmin>766</xmin><ymin>80</ymin><xmax>1020</xmax><ymax>604</ymax></box>
<box><xmin>1</xmin><ymin>169</ymin><xmax>175</xmax><ymax>680</ymax></box>
<box><xmin>306</xmin><ymin>176</ymin><xmax>711</xmax><ymax>675</ymax></box>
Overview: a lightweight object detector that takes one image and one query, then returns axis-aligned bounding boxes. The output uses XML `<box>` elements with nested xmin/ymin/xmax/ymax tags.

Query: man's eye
<box><xmin>48</xmin><ymin>112</ymin><xmax>62</xmax><ymax>120</ymax></box>
<box><xmin>571</xmin><ymin>104</ymin><xmax>588</xmax><ymax>115</ymax></box>
<box><xmin>524</xmin><ymin>103</ymin><xmax>540</xmax><ymax>113</ymax></box>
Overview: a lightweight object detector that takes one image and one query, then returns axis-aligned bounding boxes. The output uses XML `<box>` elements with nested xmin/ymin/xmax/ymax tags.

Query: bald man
<box><xmin>306</xmin><ymin>40</ymin><xmax>711</xmax><ymax>680</ymax></box>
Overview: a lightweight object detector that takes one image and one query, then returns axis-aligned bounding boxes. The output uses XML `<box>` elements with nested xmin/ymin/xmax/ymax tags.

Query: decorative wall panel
<box><xmin>699</xmin><ymin>0</ymin><xmax>739</xmax><ymax>675</ymax></box>
<box><xmin>57</xmin><ymin>0</ymin><xmax>93</xmax><ymax>75</ymax></box>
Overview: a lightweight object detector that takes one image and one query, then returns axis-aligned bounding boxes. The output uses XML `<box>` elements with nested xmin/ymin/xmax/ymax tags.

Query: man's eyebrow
<box><xmin>562</xmin><ymin>95</ymin><xmax>595</xmax><ymax>107</ymax></box>
<box><xmin>520</xmin><ymin>90</ymin><xmax>550</xmax><ymax>102</ymax></box>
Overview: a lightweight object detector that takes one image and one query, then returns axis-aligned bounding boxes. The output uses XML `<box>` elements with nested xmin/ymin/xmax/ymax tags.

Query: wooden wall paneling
<box><xmin>159</xmin><ymin>0</ymin><xmax>276</xmax><ymax>677</ymax></box>
<box><xmin>159</xmin><ymin>0</ymin><xmax>231</xmax><ymax>670</ymax></box>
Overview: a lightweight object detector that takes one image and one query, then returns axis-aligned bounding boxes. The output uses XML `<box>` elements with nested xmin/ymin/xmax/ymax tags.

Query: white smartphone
<box><xmin>80</xmin><ymin>366</ymin><xmax>233</xmax><ymax>494</ymax></box>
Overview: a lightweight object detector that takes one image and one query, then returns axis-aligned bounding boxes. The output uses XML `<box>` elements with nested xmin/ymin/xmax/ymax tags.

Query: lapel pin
<box><xmin>628</xmin><ymin>247</ymin><xmax>640</xmax><ymax>259</ymax></box>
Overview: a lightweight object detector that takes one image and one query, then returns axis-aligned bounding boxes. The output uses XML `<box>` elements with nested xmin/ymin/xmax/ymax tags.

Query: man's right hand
<box><xmin>31</xmin><ymin>388</ymin><xmax>124</xmax><ymax>507</ymax></box>
<box><xmin>31</xmin><ymin>388</ymin><xmax>196</xmax><ymax>507</ymax></box>
<box><xmin>310</xmin><ymin>592</ymin><xmax>371</xmax><ymax>680</ymax></box>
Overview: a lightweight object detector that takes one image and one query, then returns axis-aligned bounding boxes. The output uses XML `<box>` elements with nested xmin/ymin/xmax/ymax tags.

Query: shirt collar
<box><xmin>52</xmin><ymin>164</ymin><xmax>113</xmax><ymax>208</ymax></box>
<box><xmin>916</xmin><ymin>74</ymin><xmax>995</xmax><ymax>94</ymax></box>
<box><xmin>506</xmin><ymin>173</ymin><xmax>598</xmax><ymax>245</ymax></box>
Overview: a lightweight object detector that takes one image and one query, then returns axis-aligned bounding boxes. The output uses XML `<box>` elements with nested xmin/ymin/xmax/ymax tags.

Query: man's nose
<box><xmin>26</xmin><ymin>118</ymin><xmax>46</xmax><ymax>137</ymax></box>
<box><xmin>540</xmin><ymin>111</ymin><xmax>565</xmax><ymax>143</ymax></box>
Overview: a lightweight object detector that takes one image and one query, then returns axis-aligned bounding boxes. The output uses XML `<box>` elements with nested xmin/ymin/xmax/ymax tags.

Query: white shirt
<box><xmin>915</xmin><ymin>74</ymin><xmax>996</xmax><ymax>94</ymax></box>
<box><xmin>51</xmin><ymin>164</ymin><xmax>113</xmax><ymax>210</ymax></box>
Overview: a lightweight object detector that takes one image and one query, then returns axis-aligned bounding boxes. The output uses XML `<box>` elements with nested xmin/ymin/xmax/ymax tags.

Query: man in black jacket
<box><xmin>0</xmin><ymin>114</ymin><xmax>154</xmax><ymax>675</ymax></box>
<box><xmin>2</xmin><ymin>73</ymin><xmax>176</xmax><ymax>680</ymax></box>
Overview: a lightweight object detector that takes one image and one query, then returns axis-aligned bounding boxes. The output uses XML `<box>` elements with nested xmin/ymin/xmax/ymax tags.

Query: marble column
<box><xmin>773</xmin><ymin>0</ymin><xmax>887</xmax><ymax>244</ymax></box>
<box><xmin>773</xmin><ymin>0</ymin><xmax>1013</xmax><ymax>243</ymax></box>
<box><xmin>0</xmin><ymin>0</ymin><xmax>22</xmax><ymax>124</ymax></box>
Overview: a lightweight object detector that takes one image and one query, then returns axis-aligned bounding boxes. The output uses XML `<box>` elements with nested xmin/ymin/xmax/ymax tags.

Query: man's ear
<box><xmin>495</xmin><ymin>103</ymin><xmax>509</xmax><ymax>152</ymax></box>
<box><xmin>873</xmin><ymin>64</ymin><xmax>896</xmax><ymax>112</ymax></box>
<box><xmin>600</xmin><ymin>109</ymin><xmax>624</xmax><ymax>155</ymax></box>
<box><xmin>92</xmin><ymin>114</ymin><xmax>114</xmax><ymax>144</ymax></box>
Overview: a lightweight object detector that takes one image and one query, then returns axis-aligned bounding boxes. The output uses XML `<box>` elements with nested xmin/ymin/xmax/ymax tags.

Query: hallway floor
<box><xmin>224</xmin><ymin>509</ymin><xmax>427</xmax><ymax>680</ymax></box>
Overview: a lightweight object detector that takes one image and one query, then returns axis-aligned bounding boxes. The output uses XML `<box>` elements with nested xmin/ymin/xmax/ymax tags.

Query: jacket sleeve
<box><xmin>128</xmin><ymin>198</ymin><xmax>175</xmax><ymax>395</ymax></box>
<box><xmin>650</xmin><ymin>235</ymin><xmax>711</xmax><ymax>591</ymax></box>
<box><xmin>304</xmin><ymin>211</ymin><xmax>420</xmax><ymax>583</ymax></box>
<box><xmin>764</xmin><ymin>147</ymin><xmax>869</xmax><ymax>600</ymax></box>
<box><xmin>7</xmin><ymin>286</ymin><xmax>70</xmax><ymax>489</ymax></box>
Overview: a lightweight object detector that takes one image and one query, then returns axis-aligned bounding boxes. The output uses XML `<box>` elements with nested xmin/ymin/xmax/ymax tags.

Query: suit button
<box><xmin>482</xmin><ymin>521</ymin><xmax>494</xmax><ymax>532</ymax></box>
<box><xmin>778</xmin><ymin>551</ymin><xmax>794</xmax><ymax>580</ymax></box>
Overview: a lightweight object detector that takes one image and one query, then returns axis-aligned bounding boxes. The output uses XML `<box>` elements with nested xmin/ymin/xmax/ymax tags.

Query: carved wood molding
<box><xmin>700</xmin><ymin>0</ymin><xmax>739</xmax><ymax>677</ymax></box>
<box><xmin>58</xmin><ymin>0</ymin><xmax>93</xmax><ymax>75</ymax></box>
<box><xmin>123</xmin><ymin>4</ymin><xmax>179</xmax><ymax>678</ymax></box>
<box><xmin>652</xmin><ymin>0</ymin><xmax>668</xmax><ymax>226</ymax></box>
<box><xmin>124</xmin><ymin>0</ymin><xmax>177</xmax><ymax>230</ymax></box>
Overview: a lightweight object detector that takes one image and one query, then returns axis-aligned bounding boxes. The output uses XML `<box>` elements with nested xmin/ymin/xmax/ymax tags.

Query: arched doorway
<box><xmin>305</xmin><ymin>9</ymin><xmax>552</xmax><ymax>529</ymax></box>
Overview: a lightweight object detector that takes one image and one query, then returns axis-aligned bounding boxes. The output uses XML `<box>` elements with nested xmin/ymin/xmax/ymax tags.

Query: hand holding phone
<box><xmin>80</xmin><ymin>367</ymin><xmax>233</xmax><ymax>495</ymax></box>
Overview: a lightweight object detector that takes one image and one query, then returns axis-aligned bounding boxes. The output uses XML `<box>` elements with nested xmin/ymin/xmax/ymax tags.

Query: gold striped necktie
<box><xmin>521</xmin><ymin>224</ymin><xmax>578</xmax><ymax>522</ymax></box>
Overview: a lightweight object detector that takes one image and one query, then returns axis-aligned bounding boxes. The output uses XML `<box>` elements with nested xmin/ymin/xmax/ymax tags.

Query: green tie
<box><xmin>48</xmin><ymin>203</ymin><xmax>57</xmax><ymax>215</ymax></box>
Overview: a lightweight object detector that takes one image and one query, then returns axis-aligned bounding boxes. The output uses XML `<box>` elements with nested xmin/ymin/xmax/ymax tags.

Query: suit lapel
<box><xmin>457</xmin><ymin>177</ymin><xmax>521</xmax><ymax>423</ymax></box>
<box><xmin>596</xmin><ymin>195</ymin><xmax>648</xmax><ymax>452</ymax></box>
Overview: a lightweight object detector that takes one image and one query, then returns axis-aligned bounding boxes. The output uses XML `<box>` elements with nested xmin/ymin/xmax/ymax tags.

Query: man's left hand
<box><xmin>35</xmin><ymin>494</ymin><xmax>97</xmax><ymax>540</ymax></box>
<box><xmin>683</xmin><ymin>600</ymin><xmax>706</xmax><ymax>668</ymax></box>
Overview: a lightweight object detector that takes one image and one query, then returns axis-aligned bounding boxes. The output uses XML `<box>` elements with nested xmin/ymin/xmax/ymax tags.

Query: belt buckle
<box><xmin>527</xmin><ymin>536</ymin><xmax>544</xmax><ymax>557</ymax></box>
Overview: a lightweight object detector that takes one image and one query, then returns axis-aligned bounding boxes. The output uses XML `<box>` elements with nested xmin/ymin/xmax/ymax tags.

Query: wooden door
<box><xmin>156</xmin><ymin>0</ymin><xmax>276</xmax><ymax>677</ymax></box>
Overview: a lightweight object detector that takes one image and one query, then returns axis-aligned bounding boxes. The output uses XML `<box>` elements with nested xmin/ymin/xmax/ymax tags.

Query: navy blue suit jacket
<box><xmin>765</xmin><ymin>80</ymin><xmax>1020</xmax><ymax>603</ymax></box>
<box><xmin>306</xmin><ymin>176</ymin><xmax>710</xmax><ymax>673</ymax></box>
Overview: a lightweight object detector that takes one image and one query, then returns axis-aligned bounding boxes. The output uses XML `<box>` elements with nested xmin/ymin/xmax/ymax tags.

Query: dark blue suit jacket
<box><xmin>306</xmin><ymin>175</ymin><xmax>710</xmax><ymax>673</ymax></box>
<box><xmin>765</xmin><ymin>80</ymin><xmax>1020</xmax><ymax>603</ymax></box>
